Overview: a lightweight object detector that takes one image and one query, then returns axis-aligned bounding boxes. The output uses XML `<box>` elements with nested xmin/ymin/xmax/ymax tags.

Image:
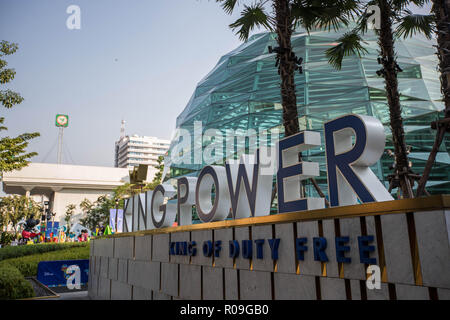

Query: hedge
<box><xmin>0</xmin><ymin>264</ymin><xmax>34</xmax><ymax>300</ymax></box>
<box><xmin>0</xmin><ymin>242</ymin><xmax>88</xmax><ymax>261</ymax></box>
<box><xmin>0</xmin><ymin>245</ymin><xmax>90</xmax><ymax>277</ymax></box>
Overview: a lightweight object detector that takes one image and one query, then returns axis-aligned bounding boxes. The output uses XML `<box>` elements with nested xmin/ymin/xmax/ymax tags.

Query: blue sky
<box><xmin>0</xmin><ymin>0</ymin><xmax>245</xmax><ymax>166</ymax></box>
<box><xmin>0</xmin><ymin>0</ymin><xmax>432</xmax><ymax>167</ymax></box>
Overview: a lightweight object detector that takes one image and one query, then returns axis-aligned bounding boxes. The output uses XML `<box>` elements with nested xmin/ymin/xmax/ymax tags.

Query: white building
<box><xmin>2</xmin><ymin>163</ymin><xmax>130</xmax><ymax>225</ymax></box>
<box><xmin>114</xmin><ymin>135</ymin><xmax>170</xmax><ymax>172</ymax></box>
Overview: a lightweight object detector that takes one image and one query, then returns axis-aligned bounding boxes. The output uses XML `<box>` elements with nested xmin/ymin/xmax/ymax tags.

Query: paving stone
<box><xmin>89</xmin><ymin>241</ymin><xmax>94</xmax><ymax>257</ymax></box>
<box><xmin>179</xmin><ymin>264</ymin><xmax>202</xmax><ymax>300</ymax></box>
<box><xmin>88</xmin><ymin>274</ymin><xmax>98</xmax><ymax>299</ymax></box>
<box><xmin>128</xmin><ymin>260</ymin><xmax>160</xmax><ymax>291</ymax></box>
<box><xmin>239</xmin><ymin>269</ymin><xmax>272</xmax><ymax>300</ymax></box>
<box><xmin>320</xmin><ymin>277</ymin><xmax>346</xmax><ymax>300</ymax></box>
<box><xmin>114</xmin><ymin>236</ymin><xmax>134</xmax><ymax>259</ymax></box>
<box><xmin>274</xmin><ymin>223</ymin><xmax>297</xmax><ymax>274</ymax></box>
<box><xmin>153</xmin><ymin>291</ymin><xmax>171</xmax><ymax>300</ymax></box>
<box><xmin>381</xmin><ymin>213</ymin><xmax>415</xmax><ymax>285</ymax></box>
<box><xmin>414</xmin><ymin>210</ymin><xmax>450</xmax><ymax>289</ymax></box>
<box><xmin>94</xmin><ymin>238</ymin><xmax>114</xmax><ymax>257</ymax></box>
<box><xmin>161</xmin><ymin>262</ymin><xmax>178</xmax><ymax>297</ymax></box>
<box><xmin>134</xmin><ymin>235</ymin><xmax>152</xmax><ymax>261</ymax></box>
<box><xmin>100</xmin><ymin>256</ymin><xmax>109</xmax><ymax>279</ymax></box>
<box><xmin>437</xmin><ymin>288</ymin><xmax>450</xmax><ymax>300</ymax></box>
<box><xmin>190</xmin><ymin>230</ymin><xmax>213</xmax><ymax>266</ymax></box>
<box><xmin>274</xmin><ymin>273</ymin><xmax>316</xmax><ymax>300</ymax></box>
<box><xmin>214</xmin><ymin>228</ymin><xmax>234</xmax><ymax>268</ymax></box>
<box><xmin>111</xmin><ymin>280</ymin><xmax>132</xmax><ymax>300</ymax></box>
<box><xmin>95</xmin><ymin>256</ymin><xmax>101</xmax><ymax>276</ymax></box>
<box><xmin>296</xmin><ymin>221</ymin><xmax>321</xmax><ymax>276</ymax></box>
<box><xmin>132</xmin><ymin>286</ymin><xmax>153</xmax><ymax>300</ymax></box>
<box><xmin>366</xmin><ymin>282</ymin><xmax>390</xmax><ymax>300</ymax></box>
<box><xmin>350</xmin><ymin>279</ymin><xmax>362</xmax><ymax>300</ymax></box>
<box><xmin>234</xmin><ymin>227</ymin><xmax>251</xmax><ymax>270</ymax></box>
<box><xmin>170</xmin><ymin>232</ymin><xmax>190</xmax><ymax>264</ymax></box>
<box><xmin>322</xmin><ymin>219</ymin><xmax>339</xmax><ymax>278</ymax></box>
<box><xmin>396</xmin><ymin>283</ymin><xmax>429</xmax><ymax>300</ymax></box>
<box><xmin>117</xmin><ymin>259</ymin><xmax>128</xmax><ymax>283</ymax></box>
<box><xmin>202</xmin><ymin>266</ymin><xmax>223</xmax><ymax>300</ymax></box>
<box><xmin>98</xmin><ymin>277</ymin><xmax>111</xmax><ymax>300</ymax></box>
<box><xmin>224</xmin><ymin>268</ymin><xmax>239</xmax><ymax>300</ymax></box>
<box><xmin>339</xmin><ymin>217</ymin><xmax>366</xmax><ymax>280</ymax></box>
<box><xmin>152</xmin><ymin>233</ymin><xmax>170</xmax><ymax>262</ymax></box>
<box><xmin>251</xmin><ymin>225</ymin><xmax>273</xmax><ymax>272</ymax></box>
<box><xmin>108</xmin><ymin>258</ymin><xmax>118</xmax><ymax>280</ymax></box>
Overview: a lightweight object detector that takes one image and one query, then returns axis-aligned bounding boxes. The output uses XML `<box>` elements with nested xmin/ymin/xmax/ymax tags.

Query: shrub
<box><xmin>0</xmin><ymin>242</ymin><xmax>88</xmax><ymax>261</ymax></box>
<box><xmin>0</xmin><ymin>232</ymin><xmax>14</xmax><ymax>246</ymax></box>
<box><xmin>0</xmin><ymin>264</ymin><xmax>34</xmax><ymax>300</ymax></box>
<box><xmin>0</xmin><ymin>245</ymin><xmax>90</xmax><ymax>277</ymax></box>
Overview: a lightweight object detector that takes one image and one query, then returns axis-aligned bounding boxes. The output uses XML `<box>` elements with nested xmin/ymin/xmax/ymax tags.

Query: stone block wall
<box><xmin>88</xmin><ymin>209</ymin><xmax>450</xmax><ymax>300</ymax></box>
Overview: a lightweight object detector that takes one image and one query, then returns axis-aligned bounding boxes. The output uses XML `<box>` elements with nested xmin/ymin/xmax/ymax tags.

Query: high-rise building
<box><xmin>114</xmin><ymin>135</ymin><xmax>170</xmax><ymax>169</ymax></box>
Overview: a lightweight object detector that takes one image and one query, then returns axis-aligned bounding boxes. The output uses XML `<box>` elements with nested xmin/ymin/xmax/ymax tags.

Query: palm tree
<box><xmin>217</xmin><ymin>0</ymin><xmax>359</xmax><ymax>204</ymax></box>
<box><xmin>218</xmin><ymin>0</ymin><xmax>359</xmax><ymax>136</ymax></box>
<box><xmin>326</xmin><ymin>0</ymin><xmax>433</xmax><ymax>198</ymax></box>
<box><xmin>416</xmin><ymin>0</ymin><xmax>450</xmax><ymax>196</ymax></box>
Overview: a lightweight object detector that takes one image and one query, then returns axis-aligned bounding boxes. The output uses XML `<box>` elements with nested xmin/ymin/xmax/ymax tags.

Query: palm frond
<box><xmin>217</xmin><ymin>0</ymin><xmax>239</xmax><ymax>15</ymax></box>
<box><xmin>392</xmin><ymin>0</ymin><xmax>430</xmax><ymax>11</ymax></box>
<box><xmin>395</xmin><ymin>14</ymin><xmax>435</xmax><ymax>39</ymax></box>
<box><xmin>291</xmin><ymin>0</ymin><xmax>362</xmax><ymax>32</ymax></box>
<box><xmin>357</xmin><ymin>4</ymin><xmax>379</xmax><ymax>34</ymax></box>
<box><xmin>326</xmin><ymin>31</ymin><xmax>368</xmax><ymax>70</ymax></box>
<box><xmin>229</xmin><ymin>4</ymin><xmax>272</xmax><ymax>41</ymax></box>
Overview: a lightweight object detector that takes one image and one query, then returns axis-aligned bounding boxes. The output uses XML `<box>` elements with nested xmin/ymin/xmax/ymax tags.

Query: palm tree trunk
<box><xmin>416</xmin><ymin>0</ymin><xmax>450</xmax><ymax>197</ymax></box>
<box><xmin>272</xmin><ymin>0</ymin><xmax>330</xmax><ymax>205</ymax></box>
<box><xmin>274</xmin><ymin>0</ymin><xmax>299</xmax><ymax>137</ymax></box>
<box><xmin>378</xmin><ymin>0</ymin><xmax>412</xmax><ymax>198</ymax></box>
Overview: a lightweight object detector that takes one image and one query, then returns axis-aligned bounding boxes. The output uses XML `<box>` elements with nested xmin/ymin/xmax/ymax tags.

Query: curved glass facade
<box><xmin>165</xmin><ymin>26</ymin><xmax>449</xmax><ymax>197</ymax></box>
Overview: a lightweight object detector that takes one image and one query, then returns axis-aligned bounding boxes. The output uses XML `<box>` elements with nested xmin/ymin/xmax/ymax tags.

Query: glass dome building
<box><xmin>165</xmin><ymin>26</ymin><xmax>449</xmax><ymax>198</ymax></box>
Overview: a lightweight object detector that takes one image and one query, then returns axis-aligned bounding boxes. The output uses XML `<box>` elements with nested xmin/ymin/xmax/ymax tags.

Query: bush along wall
<box><xmin>0</xmin><ymin>243</ymin><xmax>90</xmax><ymax>299</ymax></box>
<box><xmin>0</xmin><ymin>242</ymin><xmax>87</xmax><ymax>261</ymax></box>
<box><xmin>0</xmin><ymin>264</ymin><xmax>34</xmax><ymax>300</ymax></box>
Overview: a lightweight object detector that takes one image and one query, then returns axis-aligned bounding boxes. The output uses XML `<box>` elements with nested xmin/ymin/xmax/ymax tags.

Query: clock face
<box><xmin>55</xmin><ymin>114</ymin><xmax>68</xmax><ymax>127</ymax></box>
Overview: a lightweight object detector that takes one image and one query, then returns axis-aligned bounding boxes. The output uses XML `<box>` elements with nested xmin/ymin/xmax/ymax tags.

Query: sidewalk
<box><xmin>42</xmin><ymin>291</ymin><xmax>90</xmax><ymax>300</ymax></box>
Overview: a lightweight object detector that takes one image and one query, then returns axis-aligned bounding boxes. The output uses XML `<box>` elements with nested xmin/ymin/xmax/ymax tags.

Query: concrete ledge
<box><xmin>114</xmin><ymin>236</ymin><xmax>134</xmax><ymax>259</ymax></box>
<box><xmin>239</xmin><ymin>270</ymin><xmax>272</xmax><ymax>300</ymax></box>
<box><xmin>128</xmin><ymin>260</ymin><xmax>160</xmax><ymax>291</ymax></box>
<box><xmin>94</xmin><ymin>238</ymin><xmax>114</xmax><ymax>257</ymax></box>
<box><xmin>111</xmin><ymin>280</ymin><xmax>132</xmax><ymax>300</ymax></box>
<box><xmin>161</xmin><ymin>262</ymin><xmax>178</xmax><ymax>297</ymax></box>
<box><xmin>274</xmin><ymin>273</ymin><xmax>316</xmax><ymax>300</ymax></box>
<box><xmin>179</xmin><ymin>264</ymin><xmax>201</xmax><ymax>300</ymax></box>
<box><xmin>132</xmin><ymin>286</ymin><xmax>152</xmax><ymax>300</ymax></box>
<box><xmin>134</xmin><ymin>235</ymin><xmax>152</xmax><ymax>261</ymax></box>
<box><xmin>320</xmin><ymin>277</ymin><xmax>346</xmax><ymax>300</ymax></box>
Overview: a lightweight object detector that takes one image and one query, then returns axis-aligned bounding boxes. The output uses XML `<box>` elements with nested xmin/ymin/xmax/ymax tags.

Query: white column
<box><xmin>23</xmin><ymin>186</ymin><xmax>35</xmax><ymax>198</ymax></box>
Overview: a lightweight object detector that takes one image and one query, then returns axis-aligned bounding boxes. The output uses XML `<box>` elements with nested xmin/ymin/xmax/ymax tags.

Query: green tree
<box><xmin>145</xmin><ymin>155</ymin><xmax>165</xmax><ymax>190</ymax></box>
<box><xmin>64</xmin><ymin>204</ymin><xmax>76</xmax><ymax>234</ymax></box>
<box><xmin>0</xmin><ymin>195</ymin><xmax>42</xmax><ymax>235</ymax></box>
<box><xmin>0</xmin><ymin>41</ymin><xmax>39</xmax><ymax>174</ymax></box>
<box><xmin>79</xmin><ymin>196</ymin><xmax>112</xmax><ymax>232</ymax></box>
<box><xmin>325</xmin><ymin>0</ymin><xmax>433</xmax><ymax>198</ymax></box>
